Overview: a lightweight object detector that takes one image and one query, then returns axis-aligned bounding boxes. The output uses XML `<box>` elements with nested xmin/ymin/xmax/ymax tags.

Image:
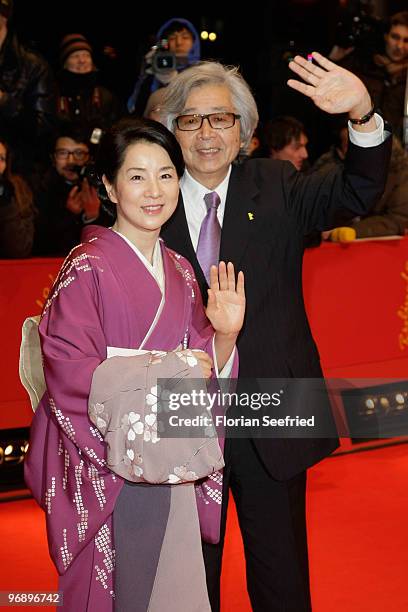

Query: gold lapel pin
<box><xmin>248</xmin><ymin>212</ymin><xmax>254</xmax><ymax>221</ymax></box>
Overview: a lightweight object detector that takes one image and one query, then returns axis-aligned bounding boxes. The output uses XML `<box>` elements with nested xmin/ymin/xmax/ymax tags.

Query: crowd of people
<box><xmin>1</xmin><ymin>5</ymin><xmax>407</xmax><ymax>258</ymax></box>
<box><xmin>0</xmin><ymin>10</ymin><xmax>204</xmax><ymax>258</ymax></box>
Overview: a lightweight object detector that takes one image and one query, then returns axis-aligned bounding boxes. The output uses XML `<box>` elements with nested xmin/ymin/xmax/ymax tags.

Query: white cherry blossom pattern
<box><xmin>88</xmin><ymin>402</ymin><xmax>108</xmax><ymax>435</ymax></box>
<box><xmin>146</xmin><ymin>385</ymin><xmax>160</xmax><ymax>413</ymax></box>
<box><xmin>168</xmin><ymin>465</ymin><xmax>198</xmax><ymax>483</ymax></box>
<box><xmin>121</xmin><ymin>411</ymin><xmax>144</xmax><ymax>441</ymax></box>
<box><xmin>143</xmin><ymin>412</ymin><xmax>159</xmax><ymax>444</ymax></box>
<box><xmin>120</xmin><ymin>408</ymin><xmax>160</xmax><ymax>444</ymax></box>
<box><xmin>123</xmin><ymin>448</ymin><xmax>144</xmax><ymax>478</ymax></box>
<box><xmin>175</xmin><ymin>349</ymin><xmax>198</xmax><ymax>368</ymax></box>
<box><xmin>145</xmin><ymin>384</ymin><xmax>171</xmax><ymax>417</ymax></box>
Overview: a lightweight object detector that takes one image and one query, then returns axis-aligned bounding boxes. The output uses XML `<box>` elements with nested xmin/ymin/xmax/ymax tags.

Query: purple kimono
<box><xmin>24</xmin><ymin>226</ymin><xmax>237</xmax><ymax>611</ymax></box>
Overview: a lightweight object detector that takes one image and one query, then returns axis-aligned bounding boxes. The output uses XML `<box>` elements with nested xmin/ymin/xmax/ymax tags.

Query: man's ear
<box><xmin>102</xmin><ymin>174</ymin><xmax>118</xmax><ymax>203</ymax></box>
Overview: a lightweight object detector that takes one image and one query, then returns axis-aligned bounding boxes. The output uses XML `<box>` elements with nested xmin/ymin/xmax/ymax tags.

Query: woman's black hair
<box><xmin>95</xmin><ymin>117</ymin><xmax>185</xmax><ymax>218</ymax></box>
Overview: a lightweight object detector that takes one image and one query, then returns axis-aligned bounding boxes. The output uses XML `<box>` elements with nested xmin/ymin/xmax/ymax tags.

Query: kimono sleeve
<box><xmin>39</xmin><ymin>255</ymin><xmax>110</xmax><ymax>473</ymax></box>
<box><xmin>188</xmin><ymin>274</ymin><xmax>214</xmax><ymax>352</ymax></box>
<box><xmin>88</xmin><ymin>352</ymin><xmax>224</xmax><ymax>484</ymax></box>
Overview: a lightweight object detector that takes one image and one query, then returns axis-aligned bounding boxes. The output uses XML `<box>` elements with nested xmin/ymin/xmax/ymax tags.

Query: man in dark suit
<box><xmin>161</xmin><ymin>53</ymin><xmax>391</xmax><ymax>611</ymax></box>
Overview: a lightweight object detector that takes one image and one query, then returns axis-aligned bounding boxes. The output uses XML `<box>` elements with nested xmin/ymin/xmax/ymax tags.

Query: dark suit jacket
<box><xmin>162</xmin><ymin>136</ymin><xmax>392</xmax><ymax>480</ymax></box>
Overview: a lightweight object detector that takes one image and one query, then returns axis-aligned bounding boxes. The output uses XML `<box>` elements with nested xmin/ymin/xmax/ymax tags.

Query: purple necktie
<box><xmin>196</xmin><ymin>191</ymin><xmax>221</xmax><ymax>284</ymax></box>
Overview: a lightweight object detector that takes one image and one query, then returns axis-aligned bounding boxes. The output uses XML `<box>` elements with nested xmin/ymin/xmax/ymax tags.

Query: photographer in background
<box><xmin>0</xmin><ymin>137</ymin><xmax>35</xmax><ymax>258</ymax></box>
<box><xmin>33</xmin><ymin>125</ymin><xmax>108</xmax><ymax>257</ymax></box>
<box><xmin>331</xmin><ymin>9</ymin><xmax>408</xmax><ymax>140</ymax></box>
<box><xmin>56</xmin><ymin>33</ymin><xmax>123</xmax><ymax>140</ymax></box>
<box><xmin>127</xmin><ymin>17</ymin><xmax>200</xmax><ymax>116</ymax></box>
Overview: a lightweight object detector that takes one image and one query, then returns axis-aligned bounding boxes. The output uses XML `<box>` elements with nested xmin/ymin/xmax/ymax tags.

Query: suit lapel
<box><xmin>220</xmin><ymin>162</ymin><xmax>259</xmax><ymax>269</ymax></box>
<box><xmin>161</xmin><ymin>193</ymin><xmax>208</xmax><ymax>290</ymax></box>
<box><xmin>161</xmin><ymin>163</ymin><xmax>259</xmax><ymax>300</ymax></box>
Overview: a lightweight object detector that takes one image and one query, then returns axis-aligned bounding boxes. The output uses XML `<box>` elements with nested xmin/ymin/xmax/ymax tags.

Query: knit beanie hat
<box><xmin>60</xmin><ymin>33</ymin><xmax>93</xmax><ymax>66</ymax></box>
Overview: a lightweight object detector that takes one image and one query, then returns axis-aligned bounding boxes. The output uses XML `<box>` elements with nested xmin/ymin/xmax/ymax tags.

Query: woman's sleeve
<box><xmin>39</xmin><ymin>254</ymin><xmax>111</xmax><ymax>473</ymax></box>
<box><xmin>88</xmin><ymin>351</ymin><xmax>224</xmax><ymax>484</ymax></box>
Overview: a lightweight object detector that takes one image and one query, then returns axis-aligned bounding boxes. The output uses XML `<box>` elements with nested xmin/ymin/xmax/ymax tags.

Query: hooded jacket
<box><xmin>127</xmin><ymin>17</ymin><xmax>201</xmax><ymax>115</ymax></box>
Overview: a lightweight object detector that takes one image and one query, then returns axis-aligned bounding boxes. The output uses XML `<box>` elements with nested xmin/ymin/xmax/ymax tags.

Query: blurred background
<box><xmin>11</xmin><ymin>2</ymin><xmax>406</xmax><ymax>103</ymax></box>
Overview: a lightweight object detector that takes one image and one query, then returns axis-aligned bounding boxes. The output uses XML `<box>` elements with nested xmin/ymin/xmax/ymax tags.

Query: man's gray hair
<box><xmin>161</xmin><ymin>61</ymin><xmax>259</xmax><ymax>152</ymax></box>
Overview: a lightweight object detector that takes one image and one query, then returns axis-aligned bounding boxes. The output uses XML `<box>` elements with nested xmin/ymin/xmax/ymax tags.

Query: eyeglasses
<box><xmin>175</xmin><ymin>112</ymin><xmax>241</xmax><ymax>131</ymax></box>
<box><xmin>54</xmin><ymin>149</ymin><xmax>89</xmax><ymax>161</ymax></box>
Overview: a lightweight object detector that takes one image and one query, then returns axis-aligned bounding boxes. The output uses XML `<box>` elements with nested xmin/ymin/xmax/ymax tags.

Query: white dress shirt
<box><xmin>180</xmin><ymin>166</ymin><xmax>232</xmax><ymax>250</ymax></box>
<box><xmin>180</xmin><ymin>168</ymin><xmax>237</xmax><ymax>377</ymax></box>
<box><xmin>348</xmin><ymin>113</ymin><xmax>384</xmax><ymax>147</ymax></box>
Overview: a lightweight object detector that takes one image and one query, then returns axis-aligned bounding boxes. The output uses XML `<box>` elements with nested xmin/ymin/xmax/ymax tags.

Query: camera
<box><xmin>149</xmin><ymin>39</ymin><xmax>176</xmax><ymax>75</ymax></box>
<box><xmin>71</xmin><ymin>163</ymin><xmax>98</xmax><ymax>189</ymax></box>
<box><xmin>71</xmin><ymin>164</ymin><xmax>87</xmax><ymax>187</ymax></box>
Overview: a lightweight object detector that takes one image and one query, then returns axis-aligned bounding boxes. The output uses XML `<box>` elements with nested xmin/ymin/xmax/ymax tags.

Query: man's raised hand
<box><xmin>287</xmin><ymin>51</ymin><xmax>372</xmax><ymax>120</ymax></box>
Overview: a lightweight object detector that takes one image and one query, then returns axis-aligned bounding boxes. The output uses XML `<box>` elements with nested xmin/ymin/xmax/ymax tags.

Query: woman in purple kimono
<box><xmin>24</xmin><ymin>118</ymin><xmax>245</xmax><ymax>611</ymax></box>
